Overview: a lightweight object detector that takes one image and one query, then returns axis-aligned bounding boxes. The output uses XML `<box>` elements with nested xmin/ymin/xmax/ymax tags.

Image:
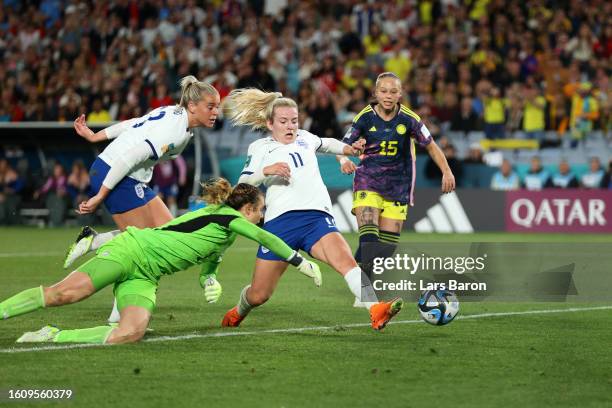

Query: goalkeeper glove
<box><xmin>203</xmin><ymin>277</ymin><xmax>222</xmax><ymax>303</ymax></box>
<box><xmin>287</xmin><ymin>251</ymin><xmax>322</xmax><ymax>287</ymax></box>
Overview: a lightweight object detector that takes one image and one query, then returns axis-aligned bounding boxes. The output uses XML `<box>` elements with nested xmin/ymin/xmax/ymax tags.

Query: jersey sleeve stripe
<box><xmin>400</xmin><ymin>105</ymin><xmax>421</xmax><ymax>121</ymax></box>
<box><xmin>352</xmin><ymin>106</ymin><xmax>373</xmax><ymax>123</ymax></box>
<box><xmin>160</xmin><ymin>214</ymin><xmax>238</xmax><ymax>233</ymax></box>
<box><xmin>144</xmin><ymin>139</ymin><xmax>159</xmax><ymax>160</ymax></box>
<box><xmin>240</xmin><ymin>171</ymin><xmax>254</xmax><ymax>175</ymax></box>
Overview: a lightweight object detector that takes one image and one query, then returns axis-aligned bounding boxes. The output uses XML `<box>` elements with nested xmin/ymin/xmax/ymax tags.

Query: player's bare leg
<box><xmin>222</xmin><ymin>259</ymin><xmax>287</xmax><ymax>327</ymax></box>
<box><xmin>106</xmin><ymin>306</ymin><xmax>151</xmax><ymax>344</ymax></box>
<box><xmin>310</xmin><ymin>232</ymin><xmax>403</xmax><ymax>330</ymax></box>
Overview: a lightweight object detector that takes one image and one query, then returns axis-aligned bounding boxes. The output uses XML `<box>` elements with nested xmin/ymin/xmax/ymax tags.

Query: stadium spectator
<box><xmin>548</xmin><ymin>159</ymin><xmax>579</xmax><ymax>189</ymax></box>
<box><xmin>86</xmin><ymin>98</ymin><xmax>112</xmax><ymax>124</ymax></box>
<box><xmin>462</xmin><ymin>143</ymin><xmax>484</xmax><ymax>164</ymax></box>
<box><xmin>34</xmin><ymin>162</ymin><xmax>68</xmax><ymax>227</ymax></box>
<box><xmin>491</xmin><ymin>159</ymin><xmax>520</xmax><ymax>191</ymax></box>
<box><xmin>569</xmin><ymin>82</ymin><xmax>600</xmax><ymax>146</ymax></box>
<box><xmin>0</xmin><ymin>158</ymin><xmax>24</xmax><ymax>225</ymax></box>
<box><xmin>151</xmin><ymin>155</ymin><xmax>187</xmax><ymax>217</ymax></box>
<box><xmin>450</xmin><ymin>97</ymin><xmax>479</xmax><ymax>132</ymax></box>
<box><xmin>522</xmin><ymin>85</ymin><xmax>547</xmax><ymax>141</ymax></box>
<box><xmin>305</xmin><ymin>90</ymin><xmax>342</xmax><ymax>140</ymax></box>
<box><xmin>149</xmin><ymin>84</ymin><xmax>174</xmax><ymax>110</ymax></box>
<box><xmin>523</xmin><ymin>157</ymin><xmax>550</xmax><ymax>191</ymax></box>
<box><xmin>482</xmin><ymin>86</ymin><xmax>506</xmax><ymax>139</ymax></box>
<box><xmin>66</xmin><ymin>160</ymin><xmax>91</xmax><ymax>219</ymax></box>
<box><xmin>581</xmin><ymin>157</ymin><xmax>605</xmax><ymax>189</ymax></box>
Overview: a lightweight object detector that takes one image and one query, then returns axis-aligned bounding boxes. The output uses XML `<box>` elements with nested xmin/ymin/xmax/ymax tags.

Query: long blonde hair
<box><xmin>222</xmin><ymin>88</ymin><xmax>297</xmax><ymax>130</ymax></box>
<box><xmin>178</xmin><ymin>75</ymin><xmax>218</xmax><ymax>108</ymax></box>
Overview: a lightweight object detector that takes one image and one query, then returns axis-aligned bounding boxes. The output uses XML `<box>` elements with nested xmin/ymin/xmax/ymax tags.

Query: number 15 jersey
<box><xmin>342</xmin><ymin>103</ymin><xmax>432</xmax><ymax>205</ymax></box>
<box><xmin>239</xmin><ymin>129</ymin><xmax>333</xmax><ymax>223</ymax></box>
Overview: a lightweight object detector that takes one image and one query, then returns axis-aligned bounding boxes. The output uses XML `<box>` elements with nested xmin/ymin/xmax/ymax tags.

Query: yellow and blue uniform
<box><xmin>342</xmin><ymin>103</ymin><xmax>433</xmax><ymax>220</ymax></box>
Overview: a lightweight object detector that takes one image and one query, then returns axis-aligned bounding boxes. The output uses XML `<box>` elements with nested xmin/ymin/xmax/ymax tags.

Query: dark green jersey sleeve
<box><xmin>199</xmin><ymin>258</ymin><xmax>221</xmax><ymax>288</ymax></box>
<box><xmin>228</xmin><ymin>217</ymin><xmax>294</xmax><ymax>260</ymax></box>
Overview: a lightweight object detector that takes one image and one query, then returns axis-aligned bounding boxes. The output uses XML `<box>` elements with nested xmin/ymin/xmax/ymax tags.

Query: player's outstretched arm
<box><xmin>425</xmin><ymin>141</ymin><xmax>456</xmax><ymax>193</ymax></box>
<box><xmin>228</xmin><ymin>218</ymin><xmax>322</xmax><ymax>286</ymax></box>
<box><xmin>74</xmin><ymin>115</ymin><xmax>138</xmax><ymax>143</ymax></box>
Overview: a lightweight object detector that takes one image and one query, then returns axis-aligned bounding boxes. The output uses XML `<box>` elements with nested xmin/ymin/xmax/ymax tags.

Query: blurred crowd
<box><xmin>0</xmin><ymin>0</ymin><xmax>610</xmax><ymax>143</ymax></box>
<box><xmin>0</xmin><ymin>156</ymin><xmax>188</xmax><ymax>225</ymax></box>
<box><xmin>1</xmin><ymin>0</ymin><xmax>612</xmax><ymax>225</ymax></box>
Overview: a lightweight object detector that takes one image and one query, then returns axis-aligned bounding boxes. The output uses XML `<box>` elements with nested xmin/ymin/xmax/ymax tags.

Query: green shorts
<box><xmin>78</xmin><ymin>257</ymin><xmax>158</xmax><ymax>313</ymax></box>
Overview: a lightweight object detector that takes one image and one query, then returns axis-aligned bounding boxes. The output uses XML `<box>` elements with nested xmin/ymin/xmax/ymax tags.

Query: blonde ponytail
<box><xmin>200</xmin><ymin>177</ymin><xmax>232</xmax><ymax>205</ymax></box>
<box><xmin>178</xmin><ymin>75</ymin><xmax>218</xmax><ymax>108</ymax></box>
<box><xmin>222</xmin><ymin>88</ymin><xmax>297</xmax><ymax>130</ymax></box>
<box><xmin>200</xmin><ymin>177</ymin><xmax>263</xmax><ymax>210</ymax></box>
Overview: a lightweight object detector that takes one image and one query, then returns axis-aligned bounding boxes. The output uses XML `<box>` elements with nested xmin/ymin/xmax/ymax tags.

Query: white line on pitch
<box><xmin>1</xmin><ymin>305</ymin><xmax>610</xmax><ymax>354</ymax></box>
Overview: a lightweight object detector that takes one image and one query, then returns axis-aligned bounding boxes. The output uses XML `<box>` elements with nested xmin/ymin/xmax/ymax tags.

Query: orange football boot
<box><xmin>369</xmin><ymin>297</ymin><xmax>403</xmax><ymax>330</ymax></box>
<box><xmin>222</xmin><ymin>306</ymin><xmax>245</xmax><ymax>327</ymax></box>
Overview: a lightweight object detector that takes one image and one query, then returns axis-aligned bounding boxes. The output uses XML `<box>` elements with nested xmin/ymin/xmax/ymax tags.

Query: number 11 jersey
<box><xmin>239</xmin><ymin>129</ymin><xmax>333</xmax><ymax>223</ymax></box>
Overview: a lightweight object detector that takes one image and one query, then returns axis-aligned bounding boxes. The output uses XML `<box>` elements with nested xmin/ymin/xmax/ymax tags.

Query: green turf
<box><xmin>0</xmin><ymin>228</ymin><xmax>611</xmax><ymax>408</ymax></box>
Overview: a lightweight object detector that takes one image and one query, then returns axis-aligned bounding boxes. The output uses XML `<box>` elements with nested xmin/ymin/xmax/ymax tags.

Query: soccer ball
<box><xmin>417</xmin><ymin>290</ymin><xmax>460</xmax><ymax>326</ymax></box>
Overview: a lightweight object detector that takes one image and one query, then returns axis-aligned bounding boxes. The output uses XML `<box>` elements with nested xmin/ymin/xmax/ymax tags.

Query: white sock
<box><xmin>107</xmin><ymin>298</ymin><xmax>120</xmax><ymax>323</ymax></box>
<box><xmin>92</xmin><ymin>230</ymin><xmax>120</xmax><ymax>250</ymax></box>
<box><xmin>344</xmin><ymin>267</ymin><xmax>378</xmax><ymax>309</ymax></box>
<box><xmin>237</xmin><ymin>285</ymin><xmax>253</xmax><ymax>316</ymax></box>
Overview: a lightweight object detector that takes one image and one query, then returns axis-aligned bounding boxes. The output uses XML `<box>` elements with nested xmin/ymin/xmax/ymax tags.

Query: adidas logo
<box><xmin>414</xmin><ymin>192</ymin><xmax>473</xmax><ymax>233</ymax></box>
<box><xmin>369</xmin><ymin>126</ymin><xmax>377</xmax><ymax>132</ymax></box>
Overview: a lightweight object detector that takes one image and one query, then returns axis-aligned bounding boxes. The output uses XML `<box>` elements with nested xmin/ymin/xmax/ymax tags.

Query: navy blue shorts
<box><xmin>89</xmin><ymin>158</ymin><xmax>156</xmax><ymax>215</ymax></box>
<box><xmin>153</xmin><ymin>184</ymin><xmax>179</xmax><ymax>198</ymax></box>
<box><xmin>257</xmin><ymin>210</ymin><xmax>339</xmax><ymax>261</ymax></box>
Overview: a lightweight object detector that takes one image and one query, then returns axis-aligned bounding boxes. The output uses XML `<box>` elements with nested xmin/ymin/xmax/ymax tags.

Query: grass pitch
<box><xmin>0</xmin><ymin>228</ymin><xmax>611</xmax><ymax>408</ymax></box>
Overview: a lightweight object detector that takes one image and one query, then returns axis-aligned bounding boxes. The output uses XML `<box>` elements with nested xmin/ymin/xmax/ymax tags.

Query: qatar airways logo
<box><xmin>510</xmin><ymin>198</ymin><xmax>606</xmax><ymax>228</ymax></box>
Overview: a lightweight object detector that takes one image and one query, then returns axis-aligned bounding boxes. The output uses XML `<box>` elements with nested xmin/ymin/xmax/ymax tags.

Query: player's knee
<box><xmin>247</xmin><ymin>288</ymin><xmax>271</xmax><ymax>307</ymax></box>
<box><xmin>107</xmin><ymin>326</ymin><xmax>145</xmax><ymax>344</ymax></box>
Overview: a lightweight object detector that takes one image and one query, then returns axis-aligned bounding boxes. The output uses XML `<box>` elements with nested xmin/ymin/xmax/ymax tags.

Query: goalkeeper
<box><xmin>0</xmin><ymin>178</ymin><xmax>321</xmax><ymax>345</ymax></box>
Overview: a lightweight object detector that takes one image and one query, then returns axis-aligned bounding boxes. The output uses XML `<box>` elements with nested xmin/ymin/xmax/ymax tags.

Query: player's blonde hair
<box><xmin>222</xmin><ymin>88</ymin><xmax>297</xmax><ymax>130</ymax></box>
<box><xmin>375</xmin><ymin>72</ymin><xmax>401</xmax><ymax>88</ymax></box>
<box><xmin>178</xmin><ymin>75</ymin><xmax>218</xmax><ymax>108</ymax></box>
<box><xmin>201</xmin><ymin>177</ymin><xmax>262</xmax><ymax>209</ymax></box>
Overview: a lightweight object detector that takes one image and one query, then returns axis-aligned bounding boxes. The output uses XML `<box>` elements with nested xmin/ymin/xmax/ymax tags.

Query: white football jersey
<box><xmin>239</xmin><ymin>129</ymin><xmax>334</xmax><ymax>222</ymax></box>
<box><xmin>98</xmin><ymin>105</ymin><xmax>192</xmax><ymax>183</ymax></box>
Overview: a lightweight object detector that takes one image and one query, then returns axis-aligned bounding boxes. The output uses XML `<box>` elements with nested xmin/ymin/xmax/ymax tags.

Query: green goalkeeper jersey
<box><xmin>97</xmin><ymin>204</ymin><xmax>294</xmax><ymax>282</ymax></box>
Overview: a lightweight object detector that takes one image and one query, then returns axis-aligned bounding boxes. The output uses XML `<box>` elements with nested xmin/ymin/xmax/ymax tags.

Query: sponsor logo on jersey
<box><xmin>296</xmin><ymin>139</ymin><xmax>308</xmax><ymax>149</ymax></box>
<box><xmin>161</xmin><ymin>143</ymin><xmax>175</xmax><ymax>154</ymax></box>
<box><xmin>261</xmin><ymin>246</ymin><xmax>270</xmax><ymax>254</ymax></box>
<box><xmin>135</xmin><ymin>184</ymin><xmax>145</xmax><ymax>199</ymax></box>
<box><xmin>369</xmin><ymin>126</ymin><xmax>377</xmax><ymax>132</ymax></box>
<box><xmin>396</xmin><ymin>124</ymin><xmax>407</xmax><ymax>135</ymax></box>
